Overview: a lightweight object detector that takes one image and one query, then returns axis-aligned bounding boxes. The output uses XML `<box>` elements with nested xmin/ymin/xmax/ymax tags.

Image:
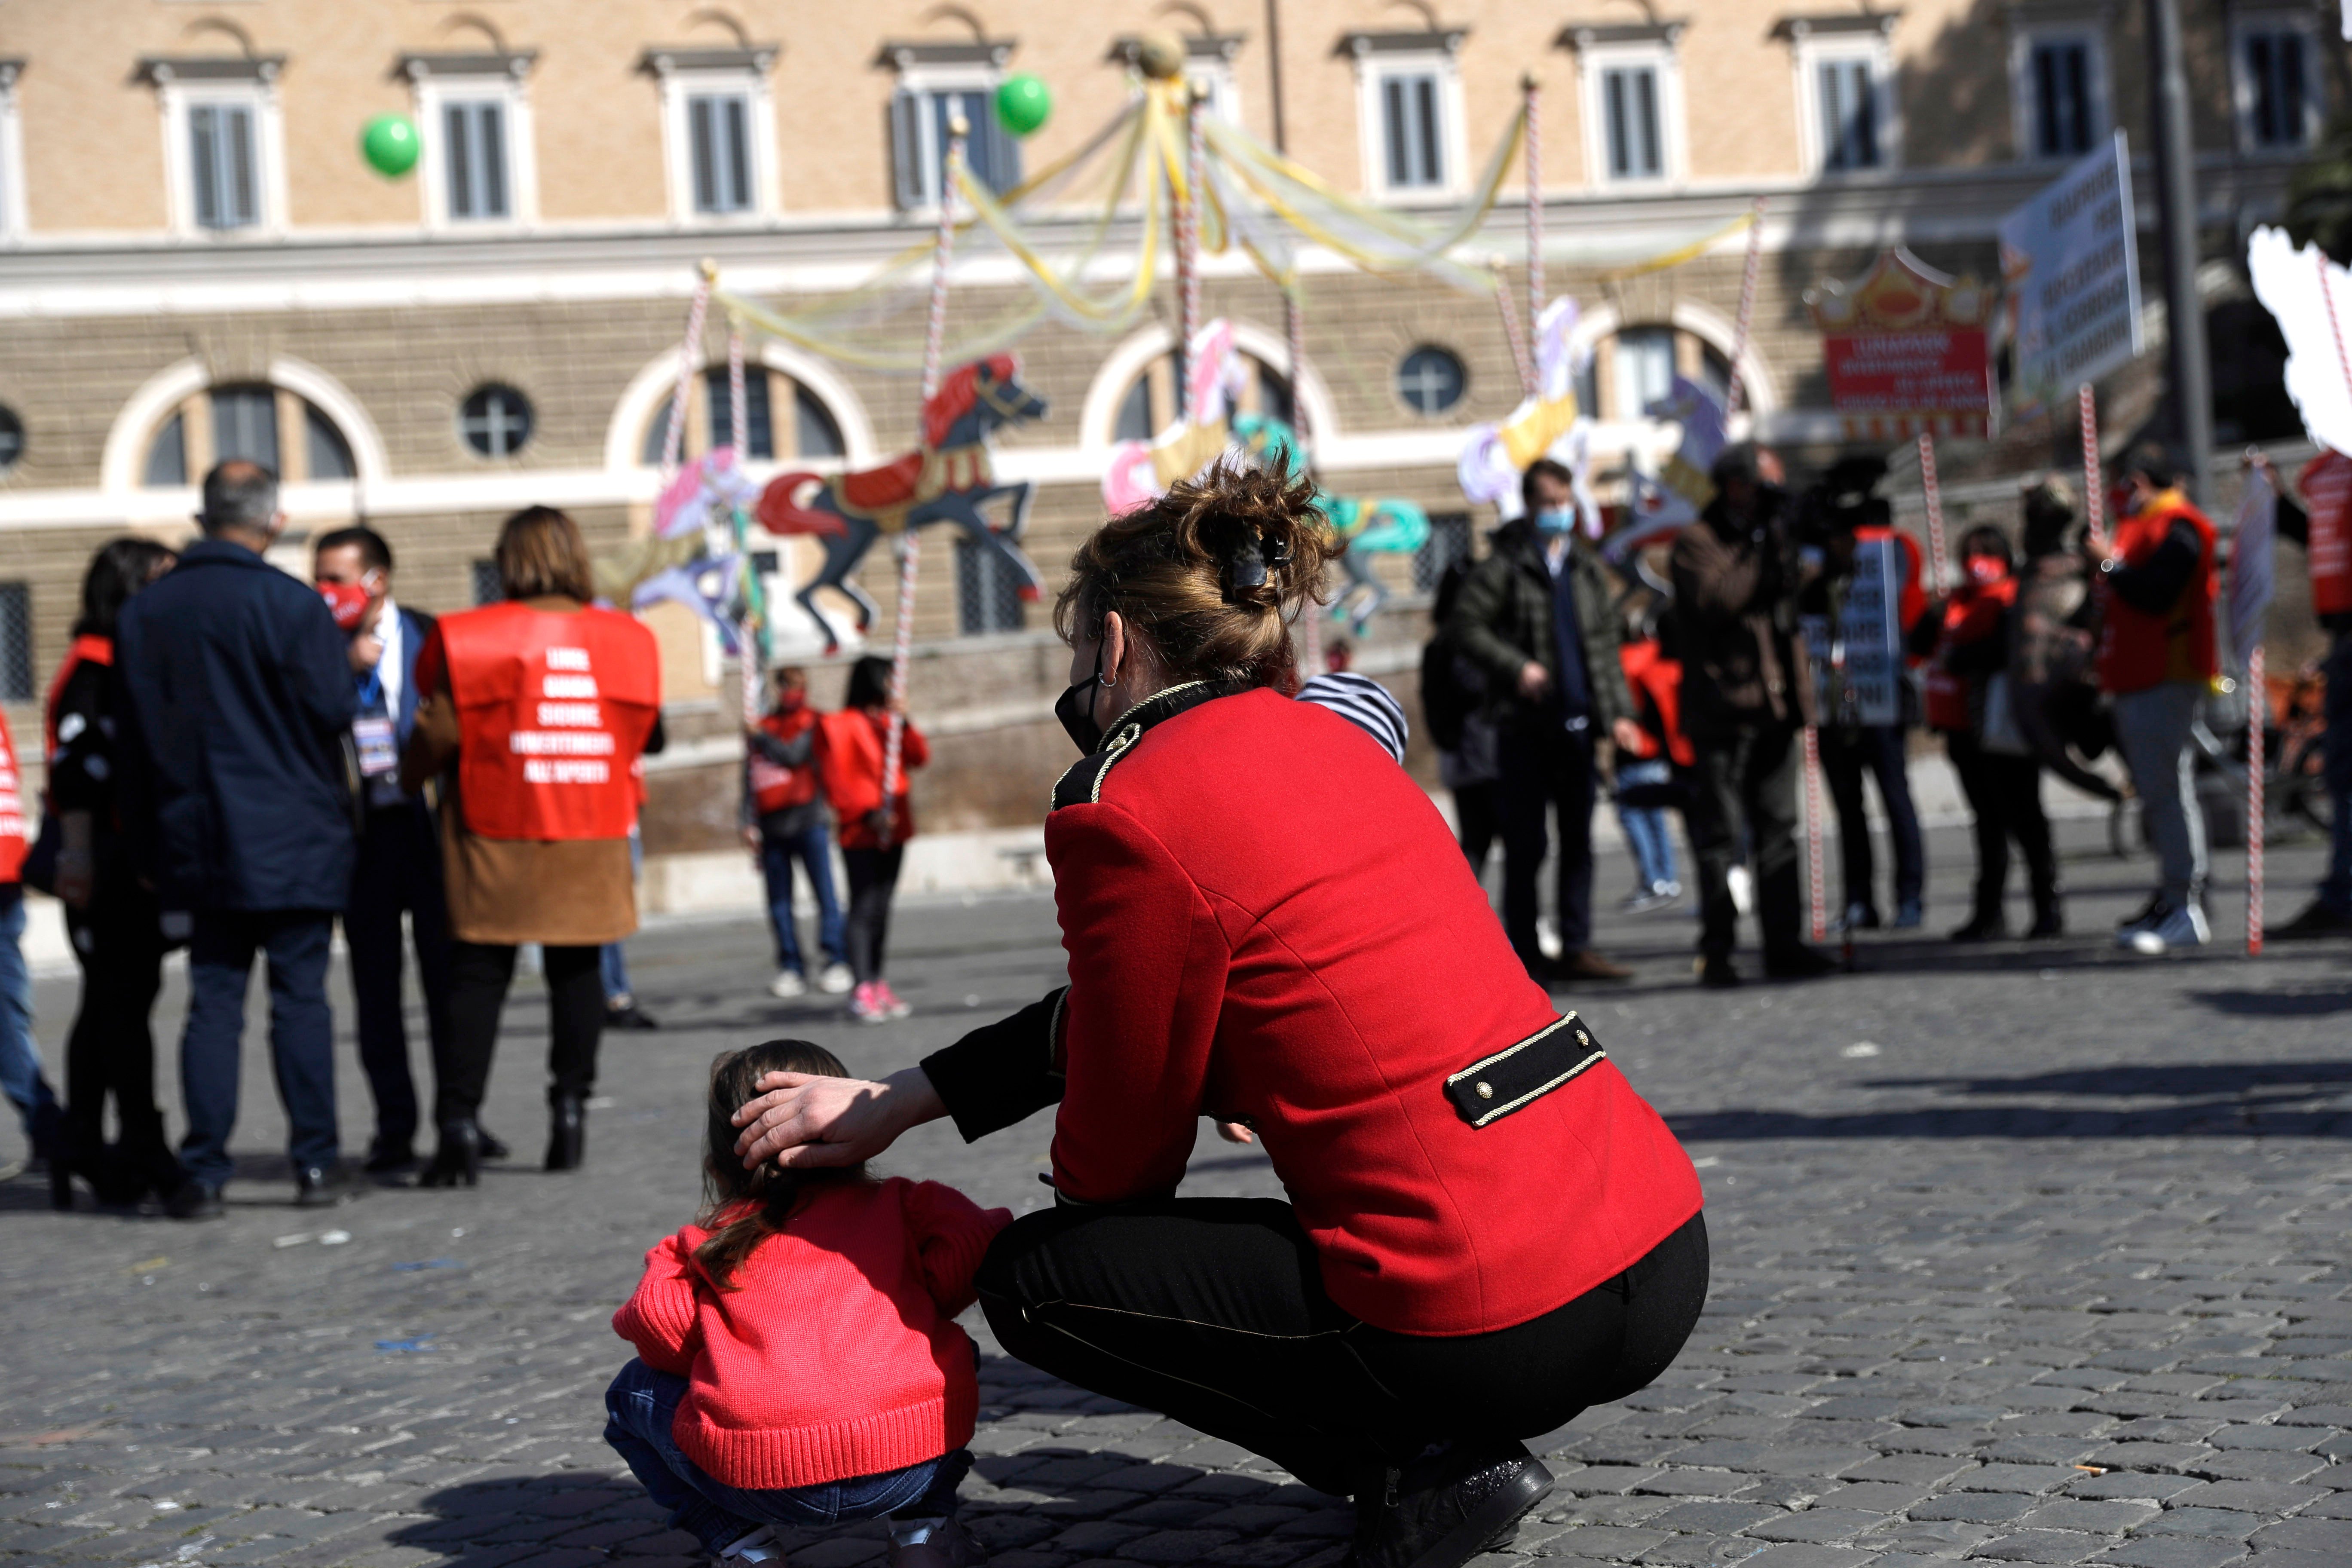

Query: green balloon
<box><xmin>994</xmin><ymin>74</ymin><xmax>1052</xmax><ymax>138</ymax></box>
<box><xmin>361</xmin><ymin>113</ymin><xmax>420</xmax><ymax>178</ymax></box>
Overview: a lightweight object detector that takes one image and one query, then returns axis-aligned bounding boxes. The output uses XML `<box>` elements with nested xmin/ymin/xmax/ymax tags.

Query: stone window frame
<box><xmin>138</xmin><ymin>55</ymin><xmax>291</xmax><ymax>239</ymax></box>
<box><xmin>643</xmin><ymin>46</ymin><xmax>782</xmax><ymax>226</ymax></box>
<box><xmin>2227</xmin><ymin>4</ymin><xmax>2325</xmax><ymax>158</ymax></box>
<box><xmin>1560</xmin><ymin>22</ymin><xmax>1689</xmax><ymax>190</ymax></box>
<box><xmin>398</xmin><ymin>52</ymin><xmax>541</xmax><ymax>234</ymax></box>
<box><xmin>879</xmin><ymin>40</ymin><xmax>1020</xmax><ymax>213</ymax></box>
<box><xmin>2004</xmin><ymin>5</ymin><xmax>2113</xmax><ymax>166</ymax></box>
<box><xmin>1107</xmin><ymin>34</ymin><xmax>1247</xmax><ymax>124</ymax></box>
<box><xmin>1779</xmin><ymin>13</ymin><xmax>1904</xmax><ymax>178</ymax></box>
<box><xmin>0</xmin><ymin>62</ymin><xmax>24</xmax><ymax>242</ymax></box>
<box><xmin>1341</xmin><ymin>29</ymin><xmax>1471</xmax><ymax>201</ymax></box>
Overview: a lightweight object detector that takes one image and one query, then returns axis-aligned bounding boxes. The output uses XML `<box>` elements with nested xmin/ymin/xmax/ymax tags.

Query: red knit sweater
<box><xmin>612</xmin><ymin>1178</ymin><xmax>1011</xmax><ymax>1489</ymax></box>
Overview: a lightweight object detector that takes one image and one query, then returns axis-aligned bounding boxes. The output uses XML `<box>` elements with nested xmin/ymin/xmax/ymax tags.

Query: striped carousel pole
<box><xmin>1523</xmin><ymin>72</ymin><xmax>1544</xmax><ymax>337</ymax></box>
<box><xmin>728</xmin><ymin>323</ymin><xmax>762</xmax><ymax>731</ymax></box>
<box><xmin>2078</xmin><ymin>385</ymin><xmax>2106</xmax><ymax>553</ymax></box>
<box><xmin>660</xmin><ymin>262</ymin><xmax>717</xmax><ymax>480</ymax></box>
<box><xmin>1722</xmin><ymin>196</ymin><xmax>1767</xmax><ymax>421</ymax></box>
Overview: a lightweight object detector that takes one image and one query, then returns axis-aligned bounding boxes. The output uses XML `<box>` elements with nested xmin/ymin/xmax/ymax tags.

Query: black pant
<box><xmin>980</xmin><ymin>1204</ymin><xmax>1707</xmax><ymax>1498</ymax></box>
<box><xmin>439</xmin><ymin>941</ymin><xmax>604</xmax><ymax>1127</ymax></box>
<box><xmin>61</xmin><ymin>884</ymin><xmax>171</xmax><ymax>1165</ymax></box>
<box><xmin>1497</xmin><ymin>725</ymin><xmax>1598</xmax><ymax>962</ymax></box>
<box><xmin>1818</xmin><ymin>725</ymin><xmax>1925</xmax><ymax>917</ymax></box>
<box><xmin>343</xmin><ymin>802</ymin><xmax>455</xmax><ymax>1157</ymax></box>
<box><xmin>1686</xmin><ymin>722</ymin><xmax>1806</xmax><ymax>962</ymax></box>
<box><xmin>1947</xmin><ymin>733</ymin><xmax>2058</xmax><ymax>923</ymax></box>
<box><xmin>1454</xmin><ymin>781</ymin><xmax>1501</xmax><ymax>881</ymax></box>
<box><xmin>841</xmin><ymin>845</ymin><xmax>904</xmax><ymax>984</ymax></box>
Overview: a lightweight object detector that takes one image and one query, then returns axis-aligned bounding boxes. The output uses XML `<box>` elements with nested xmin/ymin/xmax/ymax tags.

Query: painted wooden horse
<box><xmin>757</xmin><ymin>354</ymin><xmax>1049</xmax><ymax>650</ymax></box>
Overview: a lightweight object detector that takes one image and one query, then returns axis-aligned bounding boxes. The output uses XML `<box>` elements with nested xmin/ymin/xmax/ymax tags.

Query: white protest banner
<box><xmin>1998</xmin><ymin>132</ymin><xmax>2142</xmax><ymax>411</ymax></box>
<box><xmin>1841</xmin><ymin>532</ymin><xmax>1906</xmax><ymax>726</ymax></box>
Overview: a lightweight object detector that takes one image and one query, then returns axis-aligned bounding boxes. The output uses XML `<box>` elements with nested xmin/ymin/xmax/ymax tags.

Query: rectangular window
<box><xmin>1381</xmin><ymin>73</ymin><xmax>1445</xmax><ymax>189</ymax></box>
<box><xmin>443</xmin><ymin>99</ymin><xmax>510</xmax><ymax>220</ymax></box>
<box><xmin>0</xmin><ymin>583</ymin><xmax>31</xmax><ymax>702</ymax></box>
<box><xmin>2245</xmin><ymin>28</ymin><xmax>2311</xmax><ymax>150</ymax></box>
<box><xmin>1412</xmin><ymin>512</ymin><xmax>1472</xmax><ymax>594</ymax></box>
<box><xmin>189</xmin><ymin>102</ymin><xmax>257</xmax><ymax>230</ymax></box>
<box><xmin>705</xmin><ymin>365</ymin><xmax>774</xmax><ymax>459</ymax></box>
<box><xmin>1818</xmin><ymin>58</ymin><xmax>1881</xmax><ymax>171</ymax></box>
<box><xmin>472</xmin><ymin>560</ymin><xmax>503</xmax><ymax>606</ymax></box>
<box><xmin>2030</xmin><ymin>40</ymin><xmax>2094</xmax><ymax>158</ymax></box>
<box><xmin>209</xmin><ymin>386</ymin><xmax>279</xmax><ymax>471</ymax></box>
<box><xmin>1603</xmin><ymin>67</ymin><xmax>1663</xmax><ymax>180</ymax></box>
<box><xmin>689</xmin><ymin>92</ymin><xmax>753</xmax><ymax>214</ymax></box>
<box><xmin>1611</xmin><ymin>328</ymin><xmax>1677</xmax><ymax>423</ymax></box>
<box><xmin>890</xmin><ymin>85</ymin><xmax>1020</xmax><ymax>208</ymax></box>
<box><xmin>955</xmin><ymin>535</ymin><xmax>1025</xmax><ymax>636</ymax></box>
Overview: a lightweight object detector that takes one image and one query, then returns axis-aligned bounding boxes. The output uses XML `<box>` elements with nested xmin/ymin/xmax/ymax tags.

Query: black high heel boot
<box><xmin>417</xmin><ymin>1119</ymin><xmax>482</xmax><ymax>1188</ymax></box>
<box><xmin>544</xmin><ymin>1093</ymin><xmax>585</xmax><ymax>1173</ymax></box>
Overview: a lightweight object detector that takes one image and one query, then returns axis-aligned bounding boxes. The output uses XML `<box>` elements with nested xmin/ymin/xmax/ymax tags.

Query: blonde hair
<box><xmin>1054</xmin><ymin>462</ymin><xmax>1336</xmax><ymax>692</ymax></box>
<box><xmin>494</xmin><ymin>506</ymin><xmax>595</xmax><ymax>603</ymax></box>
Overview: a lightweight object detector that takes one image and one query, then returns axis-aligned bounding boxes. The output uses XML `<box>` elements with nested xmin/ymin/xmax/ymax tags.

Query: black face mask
<box><xmin>1054</xmin><ymin>642</ymin><xmax>1109</xmax><ymax>755</ymax></box>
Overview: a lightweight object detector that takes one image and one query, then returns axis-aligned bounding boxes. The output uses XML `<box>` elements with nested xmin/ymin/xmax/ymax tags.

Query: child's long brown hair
<box><xmin>695</xmin><ymin>1040</ymin><xmax>870</xmax><ymax>1289</ymax></box>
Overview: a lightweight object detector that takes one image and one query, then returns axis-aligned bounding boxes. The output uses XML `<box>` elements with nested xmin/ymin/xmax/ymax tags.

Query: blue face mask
<box><xmin>1534</xmin><ymin>507</ymin><xmax>1576</xmax><ymax>535</ymax></box>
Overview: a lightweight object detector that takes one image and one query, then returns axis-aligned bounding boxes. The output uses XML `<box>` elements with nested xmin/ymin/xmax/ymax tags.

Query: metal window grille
<box><xmin>689</xmin><ymin>93</ymin><xmax>753</xmax><ymax>213</ymax></box>
<box><xmin>459</xmin><ymin>386</ymin><xmax>533</xmax><ymax>457</ymax></box>
<box><xmin>1603</xmin><ymin>67</ymin><xmax>1663</xmax><ymax>179</ymax></box>
<box><xmin>1381</xmin><ymin>73</ymin><xmax>1444</xmax><ymax>188</ymax></box>
<box><xmin>2031</xmin><ymin>42</ymin><xmax>2093</xmax><ymax>157</ymax></box>
<box><xmin>955</xmin><ymin>534</ymin><xmax>1026</xmax><ymax>636</ymax></box>
<box><xmin>444</xmin><ymin>100</ymin><xmax>510</xmax><ymax>220</ymax></box>
<box><xmin>1413</xmin><ymin>513</ymin><xmax>1472</xmax><ymax>594</ymax></box>
<box><xmin>1396</xmin><ymin>347</ymin><xmax>1464</xmax><ymax>415</ymax></box>
<box><xmin>189</xmin><ymin>103</ymin><xmax>257</xmax><ymax>230</ymax></box>
<box><xmin>1819</xmin><ymin>59</ymin><xmax>1880</xmax><ymax>171</ymax></box>
<box><xmin>0</xmin><ymin>584</ymin><xmax>33</xmax><ymax>701</ymax></box>
<box><xmin>2247</xmin><ymin>31</ymin><xmax>2309</xmax><ymax>149</ymax></box>
<box><xmin>705</xmin><ymin>366</ymin><xmax>774</xmax><ymax>458</ymax></box>
<box><xmin>471</xmin><ymin>560</ymin><xmax>502</xmax><ymax>605</ymax></box>
<box><xmin>210</xmin><ymin>385</ymin><xmax>280</xmax><ymax>470</ymax></box>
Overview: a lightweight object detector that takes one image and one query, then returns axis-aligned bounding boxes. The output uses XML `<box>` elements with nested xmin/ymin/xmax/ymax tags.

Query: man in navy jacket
<box><xmin>117</xmin><ymin>461</ymin><xmax>357</xmax><ymax>1217</ymax></box>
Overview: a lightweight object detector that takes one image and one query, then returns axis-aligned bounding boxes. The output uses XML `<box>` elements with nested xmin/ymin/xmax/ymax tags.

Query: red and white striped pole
<box><xmin>1918</xmin><ymin>432</ymin><xmax>1951</xmax><ymax>592</ymax></box>
<box><xmin>1523</xmin><ymin>73</ymin><xmax>1543</xmax><ymax>337</ymax></box>
<box><xmin>2247</xmin><ymin>642</ymin><xmax>2266</xmax><ymax>955</ymax></box>
<box><xmin>1803</xmin><ymin>724</ymin><xmax>1829</xmax><ymax>943</ymax></box>
<box><xmin>1494</xmin><ymin>261</ymin><xmax>1536</xmax><ymax>398</ymax></box>
<box><xmin>728</xmin><ymin>325</ymin><xmax>762</xmax><ymax>730</ymax></box>
<box><xmin>1723</xmin><ymin>196</ymin><xmax>1768</xmax><ymax>421</ymax></box>
<box><xmin>2078</xmin><ymin>384</ymin><xmax>2106</xmax><ymax>553</ymax></box>
<box><xmin>878</xmin><ymin>116</ymin><xmax>965</xmax><ymax>839</ymax></box>
<box><xmin>1174</xmin><ymin>88</ymin><xmax>1204</xmax><ymax>420</ymax></box>
<box><xmin>660</xmin><ymin>263</ymin><xmax>717</xmax><ymax>480</ymax></box>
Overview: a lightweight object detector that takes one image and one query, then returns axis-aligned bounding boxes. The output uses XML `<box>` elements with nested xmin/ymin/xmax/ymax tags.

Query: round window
<box><xmin>0</xmin><ymin>405</ymin><xmax>22</xmax><ymax>473</ymax></box>
<box><xmin>459</xmin><ymin>384</ymin><xmax>533</xmax><ymax>457</ymax></box>
<box><xmin>1396</xmin><ymin>346</ymin><xmax>1466</xmax><ymax>415</ymax></box>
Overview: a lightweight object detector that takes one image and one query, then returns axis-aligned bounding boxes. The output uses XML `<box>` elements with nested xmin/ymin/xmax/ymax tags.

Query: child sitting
<box><xmin>605</xmin><ymin>1039</ymin><xmax>1009</xmax><ymax>1566</ymax></box>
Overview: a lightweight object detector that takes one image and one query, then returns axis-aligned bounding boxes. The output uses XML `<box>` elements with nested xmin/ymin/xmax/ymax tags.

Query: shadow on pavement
<box><xmin>2189</xmin><ymin>985</ymin><xmax>2352</xmax><ymax>1016</ymax></box>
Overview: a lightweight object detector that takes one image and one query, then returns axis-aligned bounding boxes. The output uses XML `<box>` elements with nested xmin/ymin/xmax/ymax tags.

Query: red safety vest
<box><xmin>2096</xmin><ymin>490</ymin><xmax>2217</xmax><ymax>695</ymax></box>
<box><xmin>434</xmin><ymin>601</ymin><xmax>661</xmax><ymax>842</ymax></box>
<box><xmin>1617</xmin><ymin>640</ymin><xmax>1694</xmax><ymax>766</ymax></box>
<box><xmin>43</xmin><ymin>634</ymin><xmax>113</xmax><ymax>763</ymax></box>
<box><xmin>749</xmin><ymin>707</ymin><xmax>820</xmax><ymax>817</ymax></box>
<box><xmin>0</xmin><ymin>710</ymin><xmax>24</xmax><ymax>884</ymax></box>
<box><xmin>1923</xmin><ymin>576</ymin><xmax>2015</xmax><ymax>733</ymax></box>
<box><xmin>2300</xmin><ymin>448</ymin><xmax>2352</xmax><ymax>618</ymax></box>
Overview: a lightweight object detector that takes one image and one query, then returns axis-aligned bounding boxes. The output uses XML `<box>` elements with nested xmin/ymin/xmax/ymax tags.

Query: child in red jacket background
<box><xmin>817</xmin><ymin>655</ymin><xmax>929</xmax><ymax>1025</ymax></box>
<box><xmin>604</xmin><ymin>1040</ymin><xmax>1008</xmax><ymax>1567</ymax></box>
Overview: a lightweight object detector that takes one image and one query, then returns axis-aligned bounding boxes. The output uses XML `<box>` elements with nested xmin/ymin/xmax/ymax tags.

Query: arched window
<box><xmin>1588</xmin><ymin>326</ymin><xmax>1731</xmax><ymax>421</ymax></box>
<box><xmin>640</xmin><ymin>364</ymin><xmax>846</xmax><ymax>466</ymax></box>
<box><xmin>1110</xmin><ymin>352</ymin><xmax>1295</xmax><ymax>441</ymax></box>
<box><xmin>140</xmin><ymin>382</ymin><xmax>358</xmax><ymax>487</ymax></box>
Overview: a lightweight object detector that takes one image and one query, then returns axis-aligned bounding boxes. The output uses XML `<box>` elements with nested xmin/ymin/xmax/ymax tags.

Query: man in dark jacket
<box><xmin>1449</xmin><ymin>459</ymin><xmax>1644</xmax><ymax>983</ymax></box>
<box><xmin>117</xmin><ymin>461</ymin><xmax>358</xmax><ymax>1217</ymax></box>
<box><xmin>1668</xmin><ymin>444</ymin><xmax>1836</xmax><ymax>987</ymax></box>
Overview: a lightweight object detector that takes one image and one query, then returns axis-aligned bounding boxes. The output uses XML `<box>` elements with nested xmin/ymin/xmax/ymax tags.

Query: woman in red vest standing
<box><xmin>2095</xmin><ymin>444</ymin><xmax>2219</xmax><ymax>955</ymax></box>
<box><xmin>731</xmin><ymin>466</ymin><xmax>1705</xmax><ymax>1568</ymax></box>
<box><xmin>400</xmin><ymin>507</ymin><xmax>662</xmax><ymax>1184</ymax></box>
<box><xmin>817</xmin><ymin>655</ymin><xmax>928</xmax><ymax>1024</ymax></box>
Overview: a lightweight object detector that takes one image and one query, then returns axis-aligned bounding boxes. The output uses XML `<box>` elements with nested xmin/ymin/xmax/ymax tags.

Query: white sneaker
<box><xmin>1727</xmin><ymin>865</ymin><xmax>1755</xmax><ymax>916</ymax></box>
<box><xmin>768</xmin><ymin>970</ymin><xmax>808</xmax><ymax>999</ymax></box>
<box><xmin>717</xmin><ymin>1524</ymin><xmax>784</xmax><ymax>1563</ymax></box>
<box><xmin>818</xmin><ymin>962</ymin><xmax>855</xmax><ymax>995</ymax></box>
<box><xmin>2128</xmin><ymin>900</ymin><xmax>2209</xmax><ymax>955</ymax></box>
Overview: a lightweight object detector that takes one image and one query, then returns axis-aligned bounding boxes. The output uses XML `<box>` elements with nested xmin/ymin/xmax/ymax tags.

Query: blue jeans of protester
<box><xmin>2318</xmin><ymin>631</ymin><xmax>2352</xmax><ymax>914</ymax></box>
<box><xmin>1614</xmin><ymin>761</ymin><xmax>1679</xmax><ymax>892</ymax></box>
<box><xmin>0</xmin><ymin>890</ymin><xmax>58</xmax><ymax>1138</ymax></box>
<box><xmin>179</xmin><ymin>909</ymin><xmax>338</xmax><ymax>1189</ymax></box>
<box><xmin>603</xmin><ymin>1360</ymin><xmax>967</xmax><ymax>1551</ymax></box>
<box><xmin>760</xmin><ymin>824</ymin><xmax>846</xmax><ymax>974</ymax></box>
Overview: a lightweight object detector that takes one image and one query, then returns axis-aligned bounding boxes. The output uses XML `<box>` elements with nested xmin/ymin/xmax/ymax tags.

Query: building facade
<box><xmin>0</xmin><ymin>0</ymin><xmax>2334</xmax><ymax>875</ymax></box>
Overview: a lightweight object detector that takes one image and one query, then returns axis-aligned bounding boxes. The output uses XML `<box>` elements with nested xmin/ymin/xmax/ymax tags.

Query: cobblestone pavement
<box><xmin>4</xmin><ymin>819</ymin><xmax>2350</xmax><ymax>1568</ymax></box>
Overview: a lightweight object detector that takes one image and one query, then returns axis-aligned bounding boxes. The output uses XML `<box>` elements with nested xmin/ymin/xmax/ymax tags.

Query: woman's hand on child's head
<box><xmin>730</xmin><ymin>1066</ymin><xmax>944</xmax><ymax>1170</ymax></box>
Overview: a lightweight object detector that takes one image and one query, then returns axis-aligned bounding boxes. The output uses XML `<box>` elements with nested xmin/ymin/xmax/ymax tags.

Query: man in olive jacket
<box><xmin>1667</xmin><ymin>444</ymin><xmax>1835</xmax><ymax>986</ymax></box>
<box><xmin>1448</xmin><ymin>459</ymin><xmax>1645</xmax><ymax>983</ymax></box>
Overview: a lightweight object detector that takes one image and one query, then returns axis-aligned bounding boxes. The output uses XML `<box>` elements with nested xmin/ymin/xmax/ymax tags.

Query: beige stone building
<box><xmin>0</xmin><ymin>0</ymin><xmax>2335</xmax><ymax>885</ymax></box>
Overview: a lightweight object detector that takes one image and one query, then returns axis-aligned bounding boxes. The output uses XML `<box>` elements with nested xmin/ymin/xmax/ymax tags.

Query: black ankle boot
<box><xmin>417</xmin><ymin>1119</ymin><xmax>482</xmax><ymax>1188</ymax></box>
<box><xmin>544</xmin><ymin>1093</ymin><xmax>585</xmax><ymax>1172</ymax></box>
<box><xmin>1351</xmin><ymin>1441</ymin><xmax>1554</xmax><ymax>1568</ymax></box>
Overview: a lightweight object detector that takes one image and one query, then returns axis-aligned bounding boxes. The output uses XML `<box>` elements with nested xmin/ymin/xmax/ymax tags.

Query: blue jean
<box><xmin>0</xmin><ymin>891</ymin><xmax>57</xmax><ymax>1136</ymax></box>
<box><xmin>760</xmin><ymin>823</ymin><xmax>846</xmax><ymax>972</ymax></box>
<box><xmin>2318</xmin><ymin>631</ymin><xmax>2352</xmax><ymax>913</ymax></box>
<box><xmin>180</xmin><ymin>909</ymin><xmax>338</xmax><ymax>1188</ymax></box>
<box><xmin>603</xmin><ymin>1360</ymin><xmax>966</xmax><ymax>1552</ymax></box>
<box><xmin>1614</xmin><ymin>762</ymin><xmax>1679</xmax><ymax>891</ymax></box>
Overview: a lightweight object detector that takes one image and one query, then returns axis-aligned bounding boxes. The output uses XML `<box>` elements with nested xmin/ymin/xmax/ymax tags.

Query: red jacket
<box><xmin>1923</xmin><ymin>577</ymin><xmax>2015</xmax><ymax>733</ymax></box>
<box><xmin>748</xmin><ymin>706</ymin><xmax>821</xmax><ymax>816</ymax></box>
<box><xmin>612</xmin><ymin>1178</ymin><xmax>1010</xmax><ymax>1490</ymax></box>
<box><xmin>1042</xmin><ymin>686</ymin><xmax>1701</xmax><ymax>1335</ymax></box>
<box><xmin>2097</xmin><ymin>491</ymin><xmax>2217</xmax><ymax>695</ymax></box>
<box><xmin>1618</xmin><ymin>640</ymin><xmax>1694</xmax><ymax>766</ymax></box>
<box><xmin>818</xmin><ymin>707</ymin><xmax>928</xmax><ymax>850</ymax></box>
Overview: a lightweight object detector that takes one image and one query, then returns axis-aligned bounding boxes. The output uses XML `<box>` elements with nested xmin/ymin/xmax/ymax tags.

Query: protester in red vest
<box><xmin>2095</xmin><ymin>443</ymin><xmax>2219</xmax><ymax>954</ymax></box>
<box><xmin>45</xmin><ymin>538</ymin><xmax>179</xmax><ymax>1208</ymax></box>
<box><xmin>742</xmin><ymin>667</ymin><xmax>850</xmax><ymax>999</ymax></box>
<box><xmin>1912</xmin><ymin>527</ymin><xmax>2059</xmax><ymax>940</ymax></box>
<box><xmin>400</xmin><ymin>506</ymin><xmax>662</xmax><ymax>1184</ymax></box>
<box><xmin>0</xmin><ymin>688</ymin><xmax>56</xmax><ymax>1195</ymax></box>
<box><xmin>2255</xmin><ymin>450</ymin><xmax>2352</xmax><ymax>938</ymax></box>
<box><xmin>1613</xmin><ymin>615</ymin><xmax>1692</xmax><ymax>912</ymax></box>
<box><xmin>815</xmin><ymin>656</ymin><xmax>928</xmax><ymax>1025</ymax></box>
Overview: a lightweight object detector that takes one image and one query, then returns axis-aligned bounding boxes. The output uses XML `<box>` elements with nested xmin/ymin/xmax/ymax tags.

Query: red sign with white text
<box><xmin>1822</xmin><ymin>329</ymin><xmax>1993</xmax><ymax>416</ymax></box>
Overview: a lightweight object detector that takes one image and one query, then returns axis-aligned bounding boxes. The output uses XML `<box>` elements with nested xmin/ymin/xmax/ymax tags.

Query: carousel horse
<box><xmin>1102</xmin><ymin>320</ymin><xmax>1246</xmax><ymax>515</ymax></box>
<box><xmin>759</xmin><ymin>354</ymin><xmax>1049</xmax><ymax>650</ymax></box>
<box><xmin>1324</xmin><ymin>496</ymin><xmax>1431</xmax><ymax>633</ymax></box>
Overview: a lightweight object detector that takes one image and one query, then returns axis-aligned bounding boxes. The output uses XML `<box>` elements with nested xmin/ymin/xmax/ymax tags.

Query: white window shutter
<box><xmin>889</xmin><ymin>89</ymin><xmax>924</xmax><ymax>208</ymax></box>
